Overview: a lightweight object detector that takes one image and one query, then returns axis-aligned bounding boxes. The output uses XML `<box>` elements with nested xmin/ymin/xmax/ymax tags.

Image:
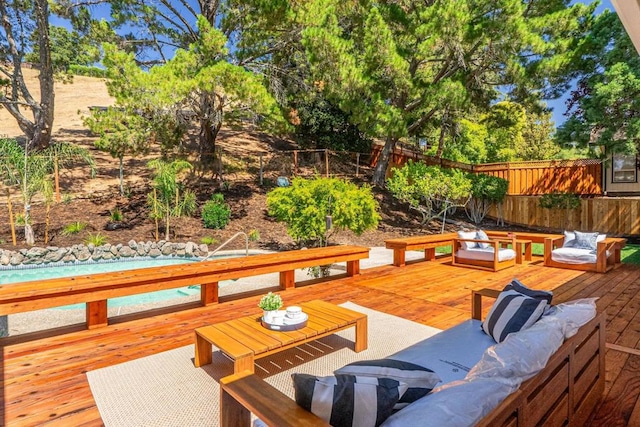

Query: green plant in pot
<box><xmin>258</xmin><ymin>292</ymin><xmax>283</xmax><ymax>323</ymax></box>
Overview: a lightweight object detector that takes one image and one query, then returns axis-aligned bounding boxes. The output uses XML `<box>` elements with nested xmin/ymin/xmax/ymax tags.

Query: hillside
<box><xmin>1</xmin><ymin>70</ymin><xmax>462</xmax><ymax>251</ymax></box>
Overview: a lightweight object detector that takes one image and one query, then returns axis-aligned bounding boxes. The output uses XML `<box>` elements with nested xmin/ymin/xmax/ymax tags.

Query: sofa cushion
<box><xmin>389</xmin><ymin>319</ymin><xmax>494</xmax><ymax>385</ymax></box>
<box><xmin>380</xmin><ymin>378</ymin><xmax>515</xmax><ymax>427</ymax></box>
<box><xmin>563</xmin><ymin>230</ymin><xmax>605</xmax><ymax>250</ymax></box>
<box><xmin>505</xmin><ymin>278</ymin><xmax>553</xmax><ymax>304</ymax></box>
<box><xmin>335</xmin><ymin>359</ymin><xmax>441</xmax><ymax>409</ymax></box>
<box><xmin>475</xmin><ymin>230</ymin><xmax>491</xmax><ymax>249</ymax></box>
<box><xmin>292</xmin><ymin>374</ymin><xmax>407</xmax><ymax>427</ymax></box>
<box><xmin>456</xmin><ymin>247</ymin><xmax>516</xmax><ymax>262</ymax></box>
<box><xmin>482</xmin><ymin>289</ymin><xmax>548</xmax><ymax>343</ymax></box>
<box><xmin>458</xmin><ymin>230</ymin><xmax>478</xmax><ymax>249</ymax></box>
<box><xmin>552</xmin><ymin>247</ymin><xmax>600</xmax><ymax>264</ymax></box>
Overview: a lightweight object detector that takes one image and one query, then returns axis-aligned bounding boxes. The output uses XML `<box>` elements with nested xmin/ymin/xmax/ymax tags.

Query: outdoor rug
<box><xmin>87</xmin><ymin>302</ymin><xmax>442</xmax><ymax>427</ymax></box>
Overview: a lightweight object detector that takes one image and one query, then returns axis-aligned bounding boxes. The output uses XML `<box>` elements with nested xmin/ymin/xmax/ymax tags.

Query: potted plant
<box><xmin>258</xmin><ymin>292</ymin><xmax>283</xmax><ymax>323</ymax></box>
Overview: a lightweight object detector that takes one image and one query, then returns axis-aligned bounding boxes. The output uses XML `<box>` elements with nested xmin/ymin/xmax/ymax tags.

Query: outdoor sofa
<box><xmin>220</xmin><ymin>282</ymin><xmax>605</xmax><ymax>427</ymax></box>
<box><xmin>544</xmin><ymin>230</ymin><xmax>626</xmax><ymax>273</ymax></box>
<box><xmin>451</xmin><ymin>230</ymin><xmax>517</xmax><ymax>271</ymax></box>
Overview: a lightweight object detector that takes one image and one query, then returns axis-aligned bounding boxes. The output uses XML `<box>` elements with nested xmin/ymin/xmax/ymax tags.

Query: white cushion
<box><xmin>456</xmin><ymin>248</ymin><xmax>516</xmax><ymax>262</ymax></box>
<box><xmin>475</xmin><ymin>230</ymin><xmax>491</xmax><ymax>249</ymax></box>
<box><xmin>481</xmin><ymin>288</ymin><xmax>548</xmax><ymax>343</ymax></box>
<box><xmin>552</xmin><ymin>247</ymin><xmax>599</xmax><ymax>264</ymax></box>
<box><xmin>457</xmin><ymin>230</ymin><xmax>478</xmax><ymax>250</ymax></box>
<box><xmin>380</xmin><ymin>378</ymin><xmax>514</xmax><ymax>427</ymax></box>
<box><xmin>389</xmin><ymin>319</ymin><xmax>495</xmax><ymax>384</ymax></box>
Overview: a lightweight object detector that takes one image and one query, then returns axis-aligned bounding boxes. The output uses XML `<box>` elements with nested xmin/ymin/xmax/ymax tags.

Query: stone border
<box><xmin>0</xmin><ymin>240</ymin><xmax>210</xmax><ymax>268</ymax></box>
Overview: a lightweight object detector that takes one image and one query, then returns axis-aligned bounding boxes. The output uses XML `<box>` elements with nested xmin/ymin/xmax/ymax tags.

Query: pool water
<box><xmin>0</xmin><ymin>258</ymin><xmax>204</xmax><ymax>309</ymax></box>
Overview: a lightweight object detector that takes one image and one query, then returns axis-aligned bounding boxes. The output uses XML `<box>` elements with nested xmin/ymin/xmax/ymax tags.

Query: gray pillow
<box><xmin>475</xmin><ymin>230</ymin><xmax>491</xmax><ymax>249</ymax></box>
<box><xmin>573</xmin><ymin>231</ymin><xmax>599</xmax><ymax>250</ymax></box>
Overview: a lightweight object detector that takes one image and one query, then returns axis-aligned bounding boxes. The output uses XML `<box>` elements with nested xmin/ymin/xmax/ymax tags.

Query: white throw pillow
<box><xmin>457</xmin><ymin>230</ymin><xmax>478</xmax><ymax>250</ymax></box>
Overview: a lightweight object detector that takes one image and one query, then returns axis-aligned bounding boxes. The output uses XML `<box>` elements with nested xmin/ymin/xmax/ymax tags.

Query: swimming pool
<box><xmin>0</xmin><ymin>257</ymin><xmax>209</xmax><ymax>309</ymax></box>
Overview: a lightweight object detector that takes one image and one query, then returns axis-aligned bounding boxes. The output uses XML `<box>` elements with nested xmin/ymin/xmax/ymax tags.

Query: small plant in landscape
<box><xmin>62</xmin><ymin>221</ymin><xmax>87</xmax><ymax>236</ymax></box>
<box><xmin>267</xmin><ymin>176</ymin><xmax>380</xmax><ymax>247</ymax></box>
<box><xmin>110</xmin><ymin>208</ymin><xmax>123</xmax><ymax>222</ymax></box>
<box><xmin>202</xmin><ymin>193</ymin><xmax>231</xmax><ymax>229</ymax></box>
<box><xmin>258</xmin><ymin>292</ymin><xmax>283</xmax><ymax>311</ymax></box>
<box><xmin>84</xmin><ymin>232</ymin><xmax>108</xmax><ymax>246</ymax></box>
<box><xmin>15</xmin><ymin>213</ymin><xmax>25</xmax><ymax>226</ymax></box>
<box><xmin>62</xmin><ymin>193</ymin><xmax>73</xmax><ymax>204</ymax></box>
<box><xmin>201</xmin><ymin>236</ymin><xmax>218</xmax><ymax>245</ymax></box>
<box><xmin>248</xmin><ymin>229</ymin><xmax>260</xmax><ymax>242</ymax></box>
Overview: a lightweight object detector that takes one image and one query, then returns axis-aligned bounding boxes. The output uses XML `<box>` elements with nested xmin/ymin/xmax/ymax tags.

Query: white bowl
<box><xmin>286</xmin><ymin>306</ymin><xmax>302</xmax><ymax>318</ymax></box>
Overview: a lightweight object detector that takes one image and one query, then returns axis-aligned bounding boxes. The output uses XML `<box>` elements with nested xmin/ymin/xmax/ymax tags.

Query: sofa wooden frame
<box><xmin>451</xmin><ymin>237</ymin><xmax>517</xmax><ymax>272</ymax></box>
<box><xmin>544</xmin><ymin>236</ymin><xmax>626</xmax><ymax>273</ymax></box>
<box><xmin>219</xmin><ymin>289</ymin><xmax>606</xmax><ymax>427</ymax></box>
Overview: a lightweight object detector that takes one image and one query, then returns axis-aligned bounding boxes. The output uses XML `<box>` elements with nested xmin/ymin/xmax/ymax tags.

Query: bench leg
<box><xmin>86</xmin><ymin>300</ymin><xmax>108</xmax><ymax>329</ymax></box>
<box><xmin>515</xmin><ymin>242</ymin><xmax>523</xmax><ymax>264</ymax></box>
<box><xmin>280</xmin><ymin>270</ymin><xmax>295</xmax><ymax>289</ymax></box>
<box><xmin>525</xmin><ymin>243</ymin><xmax>532</xmax><ymax>261</ymax></box>
<box><xmin>425</xmin><ymin>248</ymin><xmax>436</xmax><ymax>261</ymax></box>
<box><xmin>234</xmin><ymin>354</ymin><xmax>255</xmax><ymax>374</ymax></box>
<box><xmin>201</xmin><ymin>282</ymin><xmax>219</xmax><ymax>306</ymax></box>
<box><xmin>346</xmin><ymin>260</ymin><xmax>360</xmax><ymax>276</ymax></box>
<box><xmin>354</xmin><ymin>317</ymin><xmax>368</xmax><ymax>352</ymax></box>
<box><xmin>195</xmin><ymin>331</ymin><xmax>213</xmax><ymax>367</ymax></box>
<box><xmin>221</xmin><ymin>387</ymin><xmax>251</xmax><ymax>427</ymax></box>
<box><xmin>393</xmin><ymin>250</ymin><xmax>406</xmax><ymax>267</ymax></box>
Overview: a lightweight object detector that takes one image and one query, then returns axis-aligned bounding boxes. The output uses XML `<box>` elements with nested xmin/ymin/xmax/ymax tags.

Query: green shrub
<box><xmin>248</xmin><ymin>229</ymin><xmax>260</xmax><ymax>242</ymax></box>
<box><xmin>465</xmin><ymin>174</ymin><xmax>509</xmax><ymax>224</ymax></box>
<box><xmin>110</xmin><ymin>208</ymin><xmax>123</xmax><ymax>222</ymax></box>
<box><xmin>62</xmin><ymin>221</ymin><xmax>87</xmax><ymax>236</ymax></box>
<box><xmin>267</xmin><ymin>176</ymin><xmax>380</xmax><ymax>247</ymax></box>
<box><xmin>202</xmin><ymin>193</ymin><xmax>231</xmax><ymax>229</ymax></box>
<box><xmin>201</xmin><ymin>236</ymin><xmax>218</xmax><ymax>245</ymax></box>
<box><xmin>62</xmin><ymin>193</ymin><xmax>73</xmax><ymax>204</ymax></box>
<box><xmin>387</xmin><ymin>162</ymin><xmax>472</xmax><ymax>225</ymax></box>
<box><xmin>84</xmin><ymin>232</ymin><xmax>108</xmax><ymax>246</ymax></box>
<box><xmin>539</xmin><ymin>191</ymin><xmax>581</xmax><ymax>229</ymax></box>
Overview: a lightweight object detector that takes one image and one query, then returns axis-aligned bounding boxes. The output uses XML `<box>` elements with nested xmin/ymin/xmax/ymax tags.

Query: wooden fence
<box><xmin>489</xmin><ymin>195</ymin><xmax>640</xmax><ymax>236</ymax></box>
<box><xmin>371</xmin><ymin>145</ymin><xmax>603</xmax><ymax>196</ymax></box>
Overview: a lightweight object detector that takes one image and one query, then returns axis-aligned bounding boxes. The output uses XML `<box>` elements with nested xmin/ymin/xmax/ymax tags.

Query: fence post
<box><xmin>356</xmin><ymin>153</ymin><xmax>360</xmax><ymax>177</ymax></box>
<box><xmin>293</xmin><ymin>150</ymin><xmax>298</xmax><ymax>176</ymax></box>
<box><xmin>259</xmin><ymin>153</ymin><xmax>264</xmax><ymax>186</ymax></box>
<box><xmin>325</xmin><ymin>149</ymin><xmax>329</xmax><ymax>178</ymax></box>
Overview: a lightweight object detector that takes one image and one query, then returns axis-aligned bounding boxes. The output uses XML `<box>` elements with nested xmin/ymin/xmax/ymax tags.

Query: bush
<box><xmin>84</xmin><ymin>232</ymin><xmax>108</xmax><ymax>246</ymax></box>
<box><xmin>539</xmin><ymin>192</ymin><xmax>581</xmax><ymax>229</ymax></box>
<box><xmin>267</xmin><ymin>176</ymin><xmax>380</xmax><ymax>247</ymax></box>
<box><xmin>386</xmin><ymin>162</ymin><xmax>472</xmax><ymax>225</ymax></box>
<box><xmin>465</xmin><ymin>174</ymin><xmax>509</xmax><ymax>224</ymax></box>
<box><xmin>62</xmin><ymin>221</ymin><xmax>87</xmax><ymax>236</ymax></box>
<box><xmin>202</xmin><ymin>193</ymin><xmax>231</xmax><ymax>229</ymax></box>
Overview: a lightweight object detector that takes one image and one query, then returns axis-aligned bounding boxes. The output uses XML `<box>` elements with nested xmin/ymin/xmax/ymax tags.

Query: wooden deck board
<box><xmin>0</xmin><ymin>257</ymin><xmax>638</xmax><ymax>425</ymax></box>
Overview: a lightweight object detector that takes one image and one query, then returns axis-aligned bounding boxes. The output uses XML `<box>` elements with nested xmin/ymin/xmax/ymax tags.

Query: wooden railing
<box><xmin>0</xmin><ymin>245</ymin><xmax>370</xmax><ymax>331</ymax></box>
<box><xmin>489</xmin><ymin>195</ymin><xmax>640</xmax><ymax>235</ymax></box>
<box><xmin>371</xmin><ymin>146</ymin><xmax>603</xmax><ymax>196</ymax></box>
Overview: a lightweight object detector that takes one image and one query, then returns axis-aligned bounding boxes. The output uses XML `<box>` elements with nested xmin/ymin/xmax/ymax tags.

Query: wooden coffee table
<box><xmin>194</xmin><ymin>300</ymin><xmax>368</xmax><ymax>373</ymax></box>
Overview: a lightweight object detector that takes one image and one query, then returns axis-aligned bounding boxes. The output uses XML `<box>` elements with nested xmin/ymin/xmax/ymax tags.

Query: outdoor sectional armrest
<box><xmin>220</xmin><ymin>371</ymin><xmax>329</xmax><ymax>427</ymax></box>
<box><xmin>471</xmin><ymin>288</ymin><xmax>501</xmax><ymax>320</ymax></box>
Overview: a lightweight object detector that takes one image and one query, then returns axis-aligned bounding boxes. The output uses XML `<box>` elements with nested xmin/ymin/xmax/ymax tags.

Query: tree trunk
<box><xmin>30</xmin><ymin>0</ymin><xmax>55</xmax><ymax>150</ymax></box>
<box><xmin>371</xmin><ymin>136</ymin><xmax>398</xmax><ymax>187</ymax></box>
<box><xmin>198</xmin><ymin>93</ymin><xmax>223</xmax><ymax>165</ymax></box>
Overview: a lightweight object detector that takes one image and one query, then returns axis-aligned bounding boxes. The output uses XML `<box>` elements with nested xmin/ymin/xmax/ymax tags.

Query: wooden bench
<box><xmin>0</xmin><ymin>245</ymin><xmax>369</xmax><ymax>330</ymax></box>
<box><xmin>451</xmin><ymin>237</ymin><xmax>518</xmax><ymax>271</ymax></box>
<box><xmin>220</xmin><ymin>289</ymin><xmax>606</xmax><ymax>427</ymax></box>
<box><xmin>544</xmin><ymin>236</ymin><xmax>626</xmax><ymax>273</ymax></box>
<box><xmin>385</xmin><ymin>232</ymin><xmax>457</xmax><ymax>266</ymax></box>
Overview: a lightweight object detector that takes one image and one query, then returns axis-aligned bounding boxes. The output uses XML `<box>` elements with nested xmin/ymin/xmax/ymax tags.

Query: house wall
<box><xmin>605</xmin><ymin>165</ymin><xmax>640</xmax><ymax>194</ymax></box>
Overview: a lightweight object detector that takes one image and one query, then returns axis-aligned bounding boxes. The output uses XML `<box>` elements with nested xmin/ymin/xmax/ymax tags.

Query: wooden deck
<box><xmin>1</xmin><ymin>256</ymin><xmax>640</xmax><ymax>426</ymax></box>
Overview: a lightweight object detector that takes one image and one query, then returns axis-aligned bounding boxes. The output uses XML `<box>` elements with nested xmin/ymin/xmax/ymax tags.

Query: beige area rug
<box><xmin>87</xmin><ymin>302</ymin><xmax>441</xmax><ymax>427</ymax></box>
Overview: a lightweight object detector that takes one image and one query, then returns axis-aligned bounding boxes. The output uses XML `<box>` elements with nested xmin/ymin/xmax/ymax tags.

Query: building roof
<box><xmin>611</xmin><ymin>0</ymin><xmax>640</xmax><ymax>54</ymax></box>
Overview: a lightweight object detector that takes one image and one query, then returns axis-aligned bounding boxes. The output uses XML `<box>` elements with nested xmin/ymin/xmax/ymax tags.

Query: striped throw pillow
<box><xmin>292</xmin><ymin>374</ymin><xmax>408</xmax><ymax>427</ymax></box>
<box><xmin>482</xmin><ymin>289</ymin><xmax>548</xmax><ymax>343</ymax></box>
<box><xmin>504</xmin><ymin>279</ymin><xmax>553</xmax><ymax>304</ymax></box>
<box><xmin>334</xmin><ymin>359</ymin><xmax>441</xmax><ymax>409</ymax></box>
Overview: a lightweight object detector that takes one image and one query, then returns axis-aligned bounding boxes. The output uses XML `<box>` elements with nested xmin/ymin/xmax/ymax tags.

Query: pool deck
<box><xmin>1</xmin><ymin>254</ymin><xmax>639</xmax><ymax>425</ymax></box>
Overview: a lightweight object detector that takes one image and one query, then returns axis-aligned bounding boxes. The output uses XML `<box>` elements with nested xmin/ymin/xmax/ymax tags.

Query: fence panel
<box><xmin>372</xmin><ymin>146</ymin><xmax>603</xmax><ymax>196</ymax></box>
<box><xmin>490</xmin><ymin>195</ymin><xmax>640</xmax><ymax>235</ymax></box>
